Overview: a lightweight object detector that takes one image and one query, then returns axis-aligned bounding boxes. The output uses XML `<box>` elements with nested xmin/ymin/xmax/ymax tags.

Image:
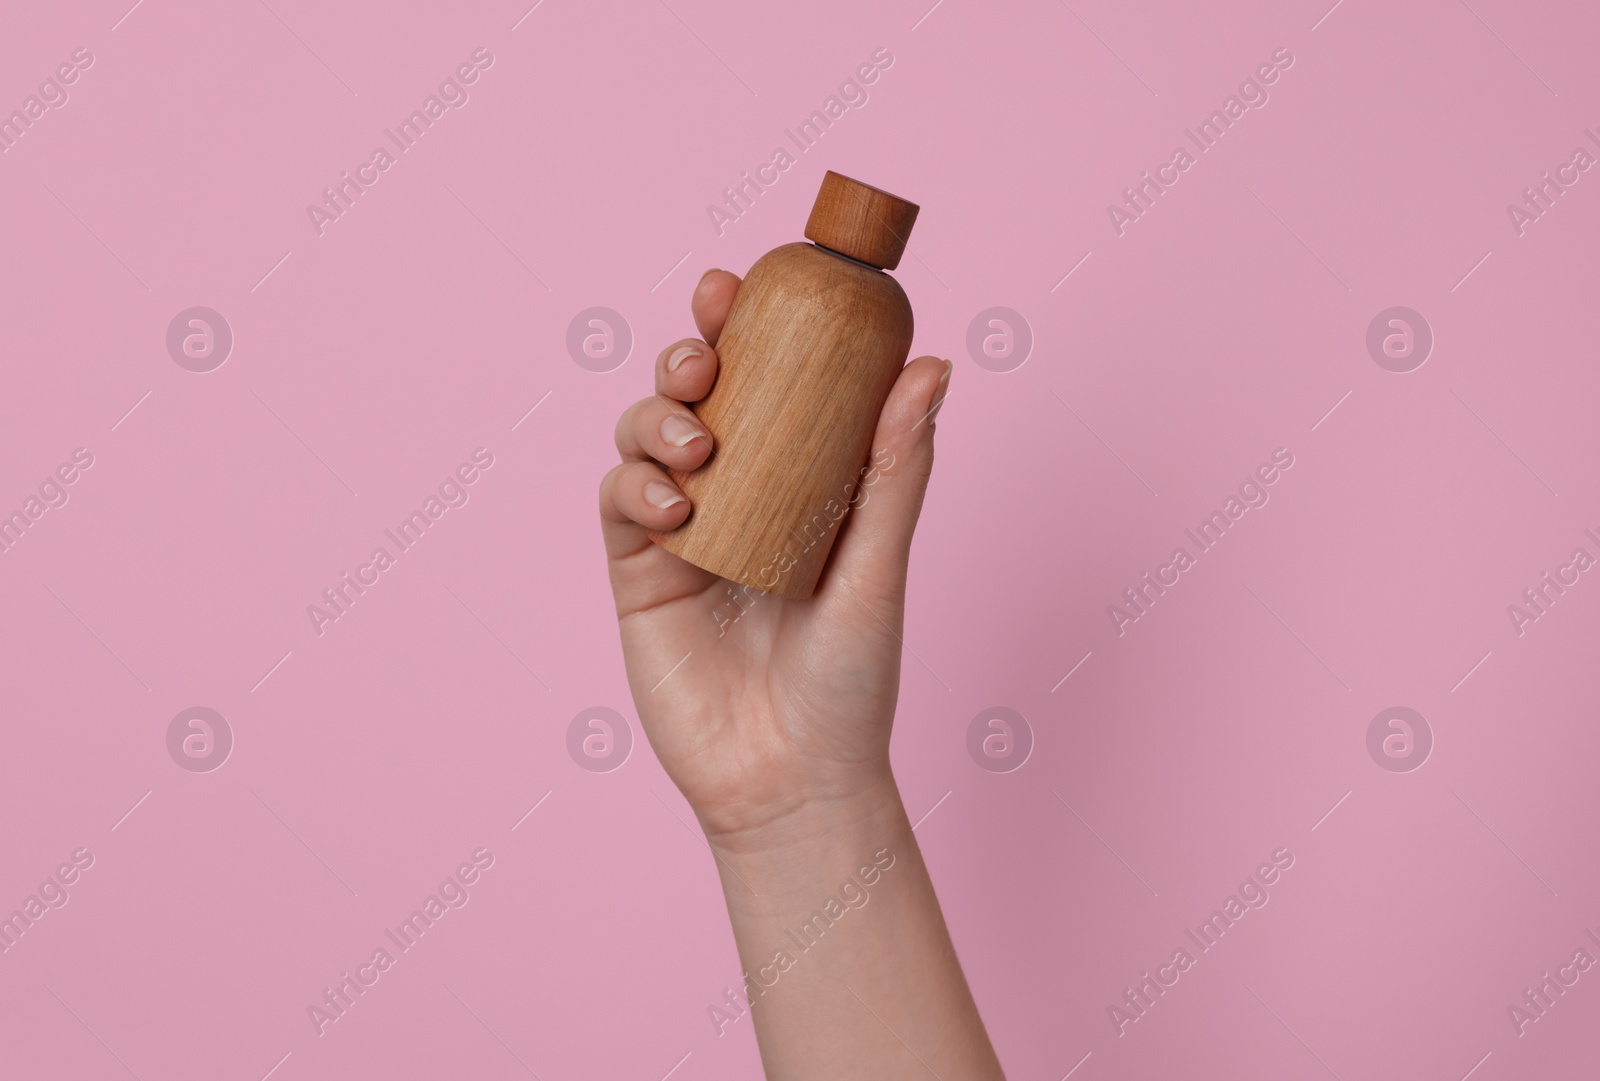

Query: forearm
<box><xmin>706</xmin><ymin>774</ymin><xmax>1004</xmax><ymax>1080</ymax></box>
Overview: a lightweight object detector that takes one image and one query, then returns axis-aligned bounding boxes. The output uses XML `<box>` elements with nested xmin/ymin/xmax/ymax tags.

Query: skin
<box><xmin>598</xmin><ymin>269</ymin><xmax>1005</xmax><ymax>1080</ymax></box>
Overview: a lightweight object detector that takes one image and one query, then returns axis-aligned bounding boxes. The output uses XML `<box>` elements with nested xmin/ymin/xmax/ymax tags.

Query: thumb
<box><xmin>818</xmin><ymin>355</ymin><xmax>951</xmax><ymax>615</ymax></box>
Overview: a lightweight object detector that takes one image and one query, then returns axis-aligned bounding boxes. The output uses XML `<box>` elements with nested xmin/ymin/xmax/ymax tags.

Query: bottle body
<box><xmin>648</xmin><ymin>242</ymin><xmax>914</xmax><ymax>598</ymax></box>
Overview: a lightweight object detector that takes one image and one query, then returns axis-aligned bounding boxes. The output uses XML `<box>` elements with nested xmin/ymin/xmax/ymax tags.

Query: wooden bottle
<box><xmin>648</xmin><ymin>171</ymin><xmax>920</xmax><ymax>599</ymax></box>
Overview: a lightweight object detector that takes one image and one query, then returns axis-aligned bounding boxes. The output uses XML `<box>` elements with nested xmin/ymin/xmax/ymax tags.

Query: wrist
<box><xmin>703</xmin><ymin>768</ymin><xmax>909</xmax><ymax>899</ymax></box>
<box><xmin>696</xmin><ymin>759</ymin><xmax>899</xmax><ymax>853</ymax></box>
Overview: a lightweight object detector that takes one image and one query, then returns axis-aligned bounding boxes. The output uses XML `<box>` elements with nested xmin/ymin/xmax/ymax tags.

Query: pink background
<box><xmin>3</xmin><ymin>0</ymin><xmax>1598</xmax><ymax>1077</ymax></box>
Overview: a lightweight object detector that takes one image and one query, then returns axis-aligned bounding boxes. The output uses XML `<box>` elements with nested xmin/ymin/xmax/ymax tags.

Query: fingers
<box><xmin>598</xmin><ymin>460</ymin><xmax>714</xmax><ymax>616</ymax></box>
<box><xmin>654</xmin><ymin>338</ymin><xmax>720</xmax><ymax>403</ymax></box>
<box><xmin>614</xmin><ymin>395</ymin><xmax>714</xmax><ymax>470</ymax></box>
<box><xmin>818</xmin><ymin>356</ymin><xmax>952</xmax><ymax>614</ymax></box>
<box><xmin>691</xmin><ymin>269</ymin><xmax>741</xmax><ymax>346</ymax></box>
<box><xmin>600</xmin><ymin>461</ymin><xmax>692</xmax><ymax>536</ymax></box>
<box><xmin>595</xmin><ymin>268</ymin><xmax>744</xmax><ymax>620</ymax></box>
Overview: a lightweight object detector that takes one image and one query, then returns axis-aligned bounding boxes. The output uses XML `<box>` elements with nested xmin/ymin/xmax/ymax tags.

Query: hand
<box><xmin>598</xmin><ymin>268</ymin><xmax>951</xmax><ymax>847</ymax></box>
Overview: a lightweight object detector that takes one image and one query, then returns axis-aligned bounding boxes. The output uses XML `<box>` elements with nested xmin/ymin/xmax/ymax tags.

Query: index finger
<box><xmin>692</xmin><ymin>269</ymin><xmax>741</xmax><ymax>347</ymax></box>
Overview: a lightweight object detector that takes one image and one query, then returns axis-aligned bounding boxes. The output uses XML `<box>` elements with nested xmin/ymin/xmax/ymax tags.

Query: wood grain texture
<box><xmin>648</xmin><ymin>242</ymin><xmax>914</xmax><ymax>598</ymax></box>
<box><xmin>803</xmin><ymin>170</ymin><xmax>920</xmax><ymax>270</ymax></box>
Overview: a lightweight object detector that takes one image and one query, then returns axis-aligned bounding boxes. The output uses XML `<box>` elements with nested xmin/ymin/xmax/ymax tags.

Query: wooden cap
<box><xmin>804</xmin><ymin>171</ymin><xmax>919</xmax><ymax>271</ymax></box>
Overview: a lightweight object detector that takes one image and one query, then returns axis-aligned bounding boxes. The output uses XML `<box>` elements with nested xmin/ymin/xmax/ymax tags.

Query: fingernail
<box><xmin>667</xmin><ymin>345</ymin><xmax>701</xmax><ymax>372</ymax></box>
<box><xmin>660</xmin><ymin>412</ymin><xmax>707</xmax><ymax>448</ymax></box>
<box><xmin>645</xmin><ymin>481</ymin><xmax>686</xmax><ymax>509</ymax></box>
<box><xmin>928</xmin><ymin>359</ymin><xmax>953</xmax><ymax>422</ymax></box>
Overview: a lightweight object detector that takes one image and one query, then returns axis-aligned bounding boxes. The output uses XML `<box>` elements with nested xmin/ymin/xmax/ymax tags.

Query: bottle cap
<box><xmin>804</xmin><ymin>171</ymin><xmax>919</xmax><ymax>271</ymax></box>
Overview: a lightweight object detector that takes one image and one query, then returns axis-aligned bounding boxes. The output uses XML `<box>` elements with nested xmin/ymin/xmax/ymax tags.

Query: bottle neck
<box><xmin>810</xmin><ymin>242</ymin><xmax>886</xmax><ymax>273</ymax></box>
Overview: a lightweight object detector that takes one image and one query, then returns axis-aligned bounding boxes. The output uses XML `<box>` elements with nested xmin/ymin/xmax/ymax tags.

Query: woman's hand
<box><xmin>597</xmin><ymin>268</ymin><xmax>950</xmax><ymax>848</ymax></box>
<box><xmin>599</xmin><ymin>268</ymin><xmax>1002</xmax><ymax>1081</ymax></box>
